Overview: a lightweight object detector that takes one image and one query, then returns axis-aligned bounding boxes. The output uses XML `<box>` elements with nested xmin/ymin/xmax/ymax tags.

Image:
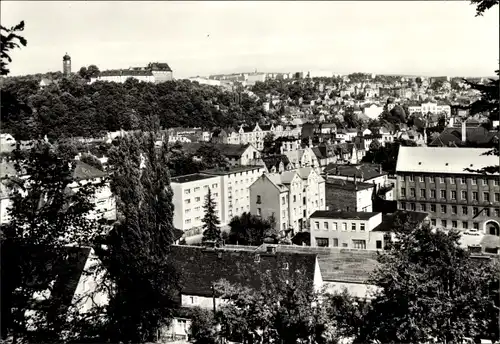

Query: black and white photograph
<box><xmin>1</xmin><ymin>1</ymin><xmax>499</xmax><ymax>343</ymax></box>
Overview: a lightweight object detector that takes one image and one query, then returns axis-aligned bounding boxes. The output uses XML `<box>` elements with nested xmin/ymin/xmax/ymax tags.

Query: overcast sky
<box><xmin>2</xmin><ymin>1</ymin><xmax>498</xmax><ymax>78</ymax></box>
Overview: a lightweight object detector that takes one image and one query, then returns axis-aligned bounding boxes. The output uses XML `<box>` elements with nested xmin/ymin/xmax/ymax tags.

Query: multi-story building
<box><xmin>90</xmin><ymin>62</ymin><xmax>173</xmax><ymax>84</ymax></box>
<box><xmin>250</xmin><ymin>167</ymin><xmax>326</xmax><ymax>232</ymax></box>
<box><xmin>408</xmin><ymin>101</ymin><xmax>451</xmax><ymax>117</ymax></box>
<box><xmin>212</xmin><ymin>124</ymin><xmax>301</xmax><ymax>151</ymax></box>
<box><xmin>325</xmin><ymin>179</ymin><xmax>375</xmax><ymax>213</ymax></box>
<box><xmin>396</xmin><ymin>147</ymin><xmax>500</xmax><ymax>235</ymax></box>
<box><xmin>203</xmin><ymin>166</ymin><xmax>266</xmax><ymax>225</ymax></box>
<box><xmin>171</xmin><ymin>173</ymin><xmax>223</xmax><ymax>231</ymax></box>
<box><xmin>182</xmin><ymin>143</ymin><xmax>263</xmax><ymax>167</ymax></box>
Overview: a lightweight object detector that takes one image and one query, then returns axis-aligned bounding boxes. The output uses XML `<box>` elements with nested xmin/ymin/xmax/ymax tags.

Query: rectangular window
<box><xmin>471</xmin><ymin>178</ymin><xmax>477</xmax><ymax>185</ymax></box>
<box><xmin>421</xmin><ymin>203</ymin><xmax>426</xmax><ymax>212</ymax></box>
<box><xmin>195</xmin><ymin>197</ymin><xmax>201</xmax><ymax>202</ymax></box>
<box><xmin>473</xmin><ymin>192</ymin><xmax>478</xmax><ymax>201</ymax></box>
<box><xmin>462</xmin><ymin>221</ymin><xmax>468</xmax><ymax>229</ymax></box>
<box><xmin>401</xmin><ymin>202</ymin><xmax>407</xmax><ymax>210</ymax></box>
<box><xmin>473</xmin><ymin>222</ymin><xmax>479</xmax><ymax>230</ymax></box>
<box><xmin>257</xmin><ymin>208</ymin><xmax>262</xmax><ymax>216</ymax></box>
<box><xmin>439</xmin><ymin>176</ymin><xmax>445</xmax><ymax>184</ymax></box>
<box><xmin>473</xmin><ymin>207</ymin><xmax>479</xmax><ymax>216</ymax></box>
<box><xmin>194</xmin><ymin>187</ymin><xmax>200</xmax><ymax>192</ymax></box>
<box><xmin>352</xmin><ymin>240</ymin><xmax>366</xmax><ymax>249</ymax></box>
<box><xmin>213</xmin><ymin>193</ymin><xmax>218</xmax><ymax>197</ymax></box>
<box><xmin>450</xmin><ymin>191</ymin><xmax>456</xmax><ymax>200</ymax></box>
<box><xmin>282</xmin><ymin>196</ymin><xmax>286</xmax><ymax>205</ymax></box>
<box><xmin>431</xmin><ymin>176</ymin><xmax>436</xmax><ymax>184</ymax></box>
<box><xmin>342</xmin><ymin>222</ymin><xmax>347</xmax><ymax>231</ymax></box>
<box><xmin>420</xmin><ymin>189</ymin><xmax>426</xmax><ymax>198</ymax></box>
<box><xmin>293</xmin><ymin>195</ymin><xmax>297</xmax><ymax>202</ymax></box>
<box><xmin>333</xmin><ymin>223</ymin><xmax>338</xmax><ymax>231</ymax></box>
<box><xmin>410</xmin><ymin>203</ymin><xmax>416</xmax><ymax>211</ymax></box>
<box><xmin>461</xmin><ymin>177</ymin><xmax>466</xmax><ymax>184</ymax></box>
<box><xmin>256</xmin><ymin>195</ymin><xmax>261</xmax><ymax>204</ymax></box>
<box><xmin>282</xmin><ymin>210</ymin><xmax>286</xmax><ymax>219</ymax></box>
<box><xmin>195</xmin><ymin>216</ymin><xmax>200</xmax><ymax>221</ymax></box>
<box><xmin>351</xmin><ymin>223</ymin><xmax>356</xmax><ymax>231</ymax></box>
<box><xmin>449</xmin><ymin>177</ymin><xmax>455</xmax><ymax>185</ymax></box>
<box><xmin>430</xmin><ymin>189</ymin><xmax>436</xmax><ymax>198</ymax></box>
<box><xmin>324</xmin><ymin>222</ymin><xmax>329</xmax><ymax>230</ymax></box>
<box><xmin>452</xmin><ymin>221</ymin><xmax>457</xmax><ymax>228</ymax></box>
<box><xmin>185</xmin><ymin>199</ymin><xmax>191</xmax><ymax>204</ymax></box>
<box><xmin>333</xmin><ymin>238</ymin><xmax>339</xmax><ymax>247</ymax></box>
<box><xmin>316</xmin><ymin>238</ymin><xmax>329</xmax><ymax>247</ymax></box>
<box><xmin>482</xmin><ymin>178</ymin><xmax>487</xmax><ymax>185</ymax></box>
<box><xmin>315</xmin><ymin>221</ymin><xmax>320</xmax><ymax>230</ymax></box>
<box><xmin>400</xmin><ymin>188</ymin><xmax>406</xmax><ymax>197</ymax></box>
<box><xmin>410</xmin><ymin>188</ymin><xmax>416</xmax><ymax>197</ymax></box>
<box><xmin>376</xmin><ymin>240</ymin><xmax>382</xmax><ymax>249</ymax></box>
<box><xmin>462</xmin><ymin>206</ymin><xmax>468</xmax><ymax>215</ymax></box>
<box><xmin>185</xmin><ymin>209</ymin><xmax>191</xmax><ymax>214</ymax></box>
<box><xmin>441</xmin><ymin>205</ymin><xmax>447</xmax><ymax>213</ymax></box>
<box><xmin>441</xmin><ymin>220</ymin><xmax>447</xmax><ymax>228</ymax></box>
<box><xmin>495</xmin><ymin>193</ymin><xmax>500</xmax><ymax>202</ymax></box>
<box><xmin>431</xmin><ymin>219</ymin><xmax>436</xmax><ymax>226</ymax></box>
<box><xmin>483</xmin><ymin>192</ymin><xmax>490</xmax><ymax>202</ymax></box>
<box><xmin>462</xmin><ymin>191</ymin><xmax>467</xmax><ymax>200</ymax></box>
<box><xmin>419</xmin><ymin>176</ymin><xmax>424</xmax><ymax>182</ymax></box>
<box><xmin>440</xmin><ymin>190</ymin><xmax>446</xmax><ymax>199</ymax></box>
<box><xmin>185</xmin><ymin>219</ymin><xmax>191</xmax><ymax>224</ymax></box>
<box><xmin>452</xmin><ymin>206</ymin><xmax>457</xmax><ymax>214</ymax></box>
<box><xmin>495</xmin><ymin>209</ymin><xmax>499</xmax><ymax>217</ymax></box>
<box><xmin>185</xmin><ymin>189</ymin><xmax>190</xmax><ymax>195</ymax></box>
<box><xmin>360</xmin><ymin>223</ymin><xmax>365</xmax><ymax>231</ymax></box>
<box><xmin>494</xmin><ymin>179</ymin><xmax>499</xmax><ymax>186</ymax></box>
<box><xmin>409</xmin><ymin>175</ymin><xmax>414</xmax><ymax>182</ymax></box>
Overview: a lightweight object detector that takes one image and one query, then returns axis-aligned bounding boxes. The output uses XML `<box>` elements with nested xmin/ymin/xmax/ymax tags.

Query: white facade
<box><xmin>363</xmin><ymin>105</ymin><xmax>384</xmax><ymax>120</ymax></box>
<box><xmin>408</xmin><ymin>102</ymin><xmax>451</xmax><ymax>117</ymax></box>
<box><xmin>203</xmin><ymin>166</ymin><xmax>266</xmax><ymax>225</ymax></box>
<box><xmin>310</xmin><ymin>212</ymin><xmax>385</xmax><ymax>250</ymax></box>
<box><xmin>90</xmin><ymin>74</ymin><xmax>156</xmax><ymax>84</ymax></box>
<box><xmin>171</xmin><ymin>174</ymin><xmax>223</xmax><ymax>231</ymax></box>
<box><xmin>0</xmin><ymin>133</ymin><xmax>16</xmax><ymax>153</ymax></box>
<box><xmin>220</xmin><ymin>124</ymin><xmax>301</xmax><ymax>151</ymax></box>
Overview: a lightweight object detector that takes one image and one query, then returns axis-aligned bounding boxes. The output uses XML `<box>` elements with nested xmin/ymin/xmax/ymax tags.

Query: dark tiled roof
<box><xmin>171</xmin><ymin>173</ymin><xmax>217</xmax><ymax>184</ymax></box>
<box><xmin>429</xmin><ymin>127</ymin><xmax>498</xmax><ymax>147</ymax></box>
<box><xmin>2</xmin><ymin>244</ymin><xmax>92</xmax><ymax>315</ymax></box>
<box><xmin>73</xmin><ymin>161</ymin><xmax>106</xmax><ymax>181</ymax></box>
<box><xmin>324</xmin><ymin>163</ymin><xmax>386</xmax><ymax>180</ymax></box>
<box><xmin>182</xmin><ymin>143</ymin><xmax>251</xmax><ymax>158</ymax></box>
<box><xmin>310</xmin><ymin>210</ymin><xmax>380</xmax><ymax>220</ymax></box>
<box><xmin>168</xmin><ymin>245</ymin><xmax>317</xmax><ymax>297</ymax></box>
<box><xmin>262</xmin><ymin>155</ymin><xmax>290</xmax><ymax>171</ymax></box>
<box><xmin>325</xmin><ymin>179</ymin><xmax>374</xmax><ymax>191</ymax></box>
<box><xmin>148</xmin><ymin>62</ymin><xmax>173</xmax><ymax>72</ymax></box>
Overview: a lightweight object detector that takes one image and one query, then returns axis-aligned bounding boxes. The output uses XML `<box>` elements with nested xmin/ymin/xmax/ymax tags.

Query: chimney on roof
<box><xmin>461</xmin><ymin>120</ymin><xmax>466</xmax><ymax>142</ymax></box>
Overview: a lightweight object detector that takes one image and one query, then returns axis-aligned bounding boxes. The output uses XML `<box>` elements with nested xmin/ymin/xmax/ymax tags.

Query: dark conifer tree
<box><xmin>201</xmin><ymin>188</ymin><xmax>221</xmax><ymax>243</ymax></box>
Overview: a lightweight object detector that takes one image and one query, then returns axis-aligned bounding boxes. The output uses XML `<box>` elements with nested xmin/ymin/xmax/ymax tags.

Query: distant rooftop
<box><xmin>171</xmin><ymin>173</ymin><xmax>218</xmax><ymax>184</ymax></box>
<box><xmin>325</xmin><ymin>179</ymin><xmax>374</xmax><ymax>191</ymax></box>
<box><xmin>310</xmin><ymin>210</ymin><xmax>380</xmax><ymax>220</ymax></box>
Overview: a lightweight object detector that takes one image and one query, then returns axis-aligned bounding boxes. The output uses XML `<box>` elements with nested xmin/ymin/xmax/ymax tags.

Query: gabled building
<box><xmin>182</xmin><ymin>143</ymin><xmax>263</xmax><ymax>167</ymax></box>
<box><xmin>163</xmin><ymin>244</ymin><xmax>322</xmax><ymax>341</ymax></box>
<box><xmin>261</xmin><ymin>155</ymin><xmax>293</xmax><ymax>173</ymax></box>
<box><xmin>90</xmin><ymin>62</ymin><xmax>173</xmax><ymax>84</ymax></box>
<box><xmin>283</xmin><ymin>147</ymin><xmax>321</xmax><ymax>170</ymax></box>
<box><xmin>250</xmin><ymin>168</ymin><xmax>326</xmax><ymax>232</ymax></box>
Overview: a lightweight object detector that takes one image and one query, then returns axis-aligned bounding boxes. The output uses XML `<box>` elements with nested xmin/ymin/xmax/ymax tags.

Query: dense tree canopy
<box><xmin>1</xmin><ymin>21</ymin><xmax>27</xmax><ymax>75</ymax></box>
<box><xmin>1</xmin><ymin>76</ymin><xmax>269</xmax><ymax>141</ymax></box>
<box><xmin>227</xmin><ymin>212</ymin><xmax>278</xmax><ymax>246</ymax></box>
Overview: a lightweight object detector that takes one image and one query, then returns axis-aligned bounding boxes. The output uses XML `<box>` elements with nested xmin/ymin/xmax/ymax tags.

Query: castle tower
<box><xmin>63</xmin><ymin>53</ymin><xmax>71</xmax><ymax>75</ymax></box>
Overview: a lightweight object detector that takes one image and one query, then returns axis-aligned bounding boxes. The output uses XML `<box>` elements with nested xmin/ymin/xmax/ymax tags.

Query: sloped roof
<box><xmin>2</xmin><ymin>244</ymin><xmax>92</xmax><ymax>316</ymax></box>
<box><xmin>168</xmin><ymin>245</ymin><xmax>318</xmax><ymax>297</ymax></box>
<box><xmin>396</xmin><ymin>147</ymin><xmax>498</xmax><ymax>175</ymax></box>
<box><xmin>73</xmin><ymin>161</ymin><xmax>106</xmax><ymax>181</ymax></box>
<box><xmin>148</xmin><ymin>62</ymin><xmax>173</xmax><ymax>72</ymax></box>
<box><xmin>429</xmin><ymin>127</ymin><xmax>499</xmax><ymax>147</ymax></box>
<box><xmin>324</xmin><ymin>163</ymin><xmax>386</xmax><ymax>180</ymax></box>
<box><xmin>325</xmin><ymin>178</ymin><xmax>374</xmax><ymax>192</ymax></box>
<box><xmin>261</xmin><ymin>155</ymin><xmax>290</xmax><ymax>171</ymax></box>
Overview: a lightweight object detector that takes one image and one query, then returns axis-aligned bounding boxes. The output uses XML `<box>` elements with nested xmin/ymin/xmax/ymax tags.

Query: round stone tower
<box><xmin>63</xmin><ymin>53</ymin><xmax>71</xmax><ymax>75</ymax></box>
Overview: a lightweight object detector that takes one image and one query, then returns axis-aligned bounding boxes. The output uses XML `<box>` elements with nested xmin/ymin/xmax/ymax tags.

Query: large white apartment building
<box><xmin>202</xmin><ymin>166</ymin><xmax>266</xmax><ymax>225</ymax></box>
<box><xmin>90</xmin><ymin>62</ymin><xmax>173</xmax><ymax>84</ymax></box>
<box><xmin>249</xmin><ymin>167</ymin><xmax>326</xmax><ymax>232</ymax></box>
<box><xmin>171</xmin><ymin>174</ymin><xmax>222</xmax><ymax>231</ymax></box>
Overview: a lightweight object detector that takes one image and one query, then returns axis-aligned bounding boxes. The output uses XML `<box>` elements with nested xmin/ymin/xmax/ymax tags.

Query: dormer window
<box><xmin>254</xmin><ymin>254</ymin><xmax>260</xmax><ymax>263</ymax></box>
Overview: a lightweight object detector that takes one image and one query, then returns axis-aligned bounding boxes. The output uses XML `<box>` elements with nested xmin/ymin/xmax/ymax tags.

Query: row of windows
<box><xmin>184</xmin><ymin>194</ymin><xmax>218</xmax><ymax>204</ymax></box>
<box><xmin>400</xmin><ymin>202</ymin><xmax>499</xmax><ymax>217</ymax></box>
<box><xmin>227</xmin><ymin>169</ymin><xmax>261</xmax><ymax>179</ymax></box>
<box><xmin>430</xmin><ymin>218</ymin><xmax>480</xmax><ymax>230</ymax></box>
<box><xmin>184</xmin><ymin>206</ymin><xmax>201</xmax><ymax>214</ymax></box>
<box><xmin>315</xmin><ymin>237</ymin><xmax>381</xmax><ymax>250</ymax></box>
<box><xmin>184</xmin><ymin>184</ymin><xmax>218</xmax><ymax>195</ymax></box>
<box><xmin>401</xmin><ymin>175</ymin><xmax>499</xmax><ymax>186</ymax></box>
<box><xmin>313</xmin><ymin>221</ymin><xmax>366</xmax><ymax>232</ymax></box>
<box><xmin>401</xmin><ymin>188</ymin><xmax>500</xmax><ymax>202</ymax></box>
